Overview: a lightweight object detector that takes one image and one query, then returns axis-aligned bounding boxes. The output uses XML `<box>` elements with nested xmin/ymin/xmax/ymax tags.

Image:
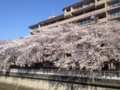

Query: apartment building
<box><xmin>29</xmin><ymin>0</ymin><xmax>120</xmax><ymax>35</ymax></box>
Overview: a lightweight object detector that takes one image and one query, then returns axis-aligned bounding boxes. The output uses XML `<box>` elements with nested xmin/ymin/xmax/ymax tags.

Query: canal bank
<box><xmin>0</xmin><ymin>69</ymin><xmax>120</xmax><ymax>90</ymax></box>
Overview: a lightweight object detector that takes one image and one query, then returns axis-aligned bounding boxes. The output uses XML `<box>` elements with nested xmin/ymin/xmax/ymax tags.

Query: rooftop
<box><xmin>29</xmin><ymin>14</ymin><xmax>64</xmax><ymax>29</ymax></box>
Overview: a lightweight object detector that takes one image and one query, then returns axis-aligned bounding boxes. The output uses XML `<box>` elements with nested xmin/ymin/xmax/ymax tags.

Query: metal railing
<box><xmin>0</xmin><ymin>68</ymin><xmax>120</xmax><ymax>79</ymax></box>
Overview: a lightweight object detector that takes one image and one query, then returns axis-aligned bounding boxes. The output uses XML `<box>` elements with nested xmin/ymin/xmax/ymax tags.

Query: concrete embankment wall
<box><xmin>0</xmin><ymin>69</ymin><xmax>120</xmax><ymax>90</ymax></box>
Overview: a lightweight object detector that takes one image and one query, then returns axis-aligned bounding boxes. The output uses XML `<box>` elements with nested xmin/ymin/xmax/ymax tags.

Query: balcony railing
<box><xmin>74</xmin><ymin>6</ymin><xmax>83</xmax><ymax>10</ymax></box>
<box><xmin>78</xmin><ymin>17</ymin><xmax>107</xmax><ymax>26</ymax></box>
<box><xmin>110</xmin><ymin>11</ymin><xmax>120</xmax><ymax>18</ymax></box>
<box><xmin>78</xmin><ymin>19</ymin><xmax>93</xmax><ymax>25</ymax></box>
<box><xmin>64</xmin><ymin>11</ymin><xmax>72</xmax><ymax>17</ymax></box>
<box><xmin>0</xmin><ymin>69</ymin><xmax>120</xmax><ymax>79</ymax></box>
<box><xmin>74</xmin><ymin>2</ymin><xmax>95</xmax><ymax>11</ymax></box>
<box><xmin>109</xmin><ymin>1</ymin><xmax>120</xmax><ymax>9</ymax></box>
<box><xmin>107</xmin><ymin>0</ymin><xmax>117</xmax><ymax>3</ymax></box>
<box><xmin>34</xmin><ymin>8</ymin><xmax>105</xmax><ymax>29</ymax></box>
<box><xmin>84</xmin><ymin>2</ymin><xmax>95</xmax><ymax>7</ymax></box>
<box><xmin>30</xmin><ymin>28</ymin><xmax>38</xmax><ymax>31</ymax></box>
<box><xmin>96</xmin><ymin>0</ymin><xmax>104</xmax><ymax>6</ymax></box>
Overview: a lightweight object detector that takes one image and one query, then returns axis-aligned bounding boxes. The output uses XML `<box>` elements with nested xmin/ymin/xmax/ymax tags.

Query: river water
<box><xmin>0</xmin><ymin>83</ymin><xmax>34</xmax><ymax>90</ymax></box>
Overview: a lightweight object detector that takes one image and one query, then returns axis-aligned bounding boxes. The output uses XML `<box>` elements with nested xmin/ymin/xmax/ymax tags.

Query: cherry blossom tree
<box><xmin>0</xmin><ymin>21</ymin><xmax>119</xmax><ymax>70</ymax></box>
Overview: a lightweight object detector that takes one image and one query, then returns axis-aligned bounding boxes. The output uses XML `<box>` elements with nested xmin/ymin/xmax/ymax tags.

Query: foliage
<box><xmin>0</xmin><ymin>21</ymin><xmax>120</xmax><ymax>70</ymax></box>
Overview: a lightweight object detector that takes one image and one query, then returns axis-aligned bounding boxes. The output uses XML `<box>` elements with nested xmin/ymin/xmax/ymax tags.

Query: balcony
<box><xmin>64</xmin><ymin>11</ymin><xmax>72</xmax><ymax>18</ymax></box>
<box><xmin>95</xmin><ymin>0</ymin><xmax>105</xmax><ymax>6</ymax></box>
<box><xmin>107</xmin><ymin>0</ymin><xmax>117</xmax><ymax>4</ymax></box>
<box><xmin>77</xmin><ymin>17</ymin><xmax>107</xmax><ymax>26</ymax></box>
<box><xmin>109</xmin><ymin>11</ymin><xmax>120</xmax><ymax>20</ymax></box>
<box><xmin>110</xmin><ymin>16</ymin><xmax>120</xmax><ymax>20</ymax></box>
<box><xmin>108</xmin><ymin>2</ymin><xmax>120</xmax><ymax>10</ymax></box>
<box><xmin>99</xmin><ymin>17</ymin><xmax>107</xmax><ymax>23</ymax></box>
<box><xmin>84</xmin><ymin>2</ymin><xmax>95</xmax><ymax>7</ymax></box>
<box><xmin>72</xmin><ymin>3</ymin><xmax>95</xmax><ymax>14</ymax></box>
<box><xmin>30</xmin><ymin>30</ymin><xmax>37</xmax><ymax>35</ymax></box>
<box><xmin>30</xmin><ymin>27</ymin><xmax>40</xmax><ymax>35</ymax></box>
<box><xmin>73</xmin><ymin>8</ymin><xmax>105</xmax><ymax>19</ymax></box>
<box><xmin>74</xmin><ymin>6</ymin><xmax>83</xmax><ymax>11</ymax></box>
<box><xmin>78</xmin><ymin>19</ymin><xmax>93</xmax><ymax>25</ymax></box>
<box><xmin>38</xmin><ymin>8</ymin><xmax>106</xmax><ymax>29</ymax></box>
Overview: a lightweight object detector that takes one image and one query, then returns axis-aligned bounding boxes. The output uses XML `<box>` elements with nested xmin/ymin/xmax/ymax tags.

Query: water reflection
<box><xmin>0</xmin><ymin>84</ymin><xmax>34</xmax><ymax>90</ymax></box>
<box><xmin>0</xmin><ymin>86</ymin><xmax>12</xmax><ymax>90</ymax></box>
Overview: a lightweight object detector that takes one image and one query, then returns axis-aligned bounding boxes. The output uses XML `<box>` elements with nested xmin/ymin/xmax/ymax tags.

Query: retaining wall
<box><xmin>0</xmin><ymin>69</ymin><xmax>120</xmax><ymax>90</ymax></box>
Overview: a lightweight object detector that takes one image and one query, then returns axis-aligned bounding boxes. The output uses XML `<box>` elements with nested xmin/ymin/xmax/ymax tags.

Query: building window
<box><xmin>32</xmin><ymin>27</ymin><xmax>38</xmax><ymax>30</ymax></box>
<box><xmin>110</xmin><ymin>2</ymin><xmax>120</xmax><ymax>9</ymax></box>
<box><xmin>78</xmin><ymin>19</ymin><xmax>93</xmax><ymax>25</ymax></box>
<box><xmin>110</xmin><ymin>11</ymin><xmax>120</xmax><ymax>18</ymax></box>
<box><xmin>74</xmin><ymin>6</ymin><xmax>83</xmax><ymax>10</ymax></box>
<box><xmin>84</xmin><ymin>2</ymin><xmax>94</xmax><ymax>7</ymax></box>
<box><xmin>74</xmin><ymin>2</ymin><xmax>94</xmax><ymax>10</ymax></box>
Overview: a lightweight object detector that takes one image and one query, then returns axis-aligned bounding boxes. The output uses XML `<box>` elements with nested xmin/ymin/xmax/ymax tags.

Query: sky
<box><xmin>0</xmin><ymin>0</ymin><xmax>81</xmax><ymax>40</ymax></box>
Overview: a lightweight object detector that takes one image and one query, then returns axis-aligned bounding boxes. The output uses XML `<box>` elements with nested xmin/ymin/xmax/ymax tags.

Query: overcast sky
<box><xmin>0</xmin><ymin>0</ymin><xmax>81</xmax><ymax>40</ymax></box>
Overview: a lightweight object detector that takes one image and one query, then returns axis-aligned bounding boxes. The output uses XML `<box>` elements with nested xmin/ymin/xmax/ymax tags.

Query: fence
<box><xmin>0</xmin><ymin>68</ymin><xmax>120</xmax><ymax>79</ymax></box>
